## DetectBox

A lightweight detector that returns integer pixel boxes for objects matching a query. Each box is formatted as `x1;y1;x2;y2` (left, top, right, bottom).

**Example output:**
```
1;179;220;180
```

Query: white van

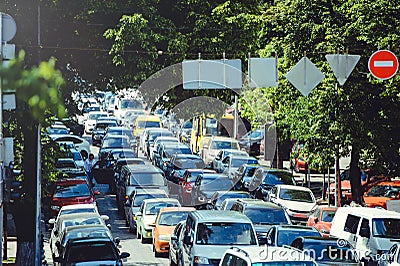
330;207;400;264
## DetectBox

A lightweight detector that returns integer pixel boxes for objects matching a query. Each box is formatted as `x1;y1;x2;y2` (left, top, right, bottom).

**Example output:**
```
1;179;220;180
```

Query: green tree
0;51;65;264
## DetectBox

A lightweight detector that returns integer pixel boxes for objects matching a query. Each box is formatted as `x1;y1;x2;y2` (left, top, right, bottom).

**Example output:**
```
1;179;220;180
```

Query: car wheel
141;236;146;243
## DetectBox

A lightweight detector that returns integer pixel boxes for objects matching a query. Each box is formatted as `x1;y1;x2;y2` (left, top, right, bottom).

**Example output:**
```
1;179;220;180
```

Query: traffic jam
41;91;400;266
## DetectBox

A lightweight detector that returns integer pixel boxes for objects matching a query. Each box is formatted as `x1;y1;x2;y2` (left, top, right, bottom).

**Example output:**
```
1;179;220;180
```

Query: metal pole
233;95;238;139
35;124;42;265
0;12;4;264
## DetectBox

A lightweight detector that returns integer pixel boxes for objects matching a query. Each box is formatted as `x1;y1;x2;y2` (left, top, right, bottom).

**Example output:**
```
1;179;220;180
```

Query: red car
177;169;215;206
48;178;99;217
306;206;337;237
364;180;400;209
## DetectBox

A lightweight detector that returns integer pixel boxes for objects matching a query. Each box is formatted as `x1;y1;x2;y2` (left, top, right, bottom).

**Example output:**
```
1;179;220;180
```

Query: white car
50;134;91;159
211;149;249;171
269;184;317;225
201;136;240;166
84;111;108;134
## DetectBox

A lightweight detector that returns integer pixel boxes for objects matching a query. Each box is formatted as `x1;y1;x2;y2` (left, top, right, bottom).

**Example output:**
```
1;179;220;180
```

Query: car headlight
51;205;61;211
158;234;170;241
194;256;210;264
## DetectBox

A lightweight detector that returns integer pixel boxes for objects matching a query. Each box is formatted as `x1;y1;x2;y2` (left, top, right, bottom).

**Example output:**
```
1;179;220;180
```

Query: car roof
190;210;253;223
211;136;238;141
57;212;103;221
158;207;196;213
134;188;168;195
136;115;161;121
143;198;179;204
125;164;163;173
186;169;216;173
200;173;229;179
275;184;312;192
235;199;283;209
294;236;342;244
60;204;97;211
336;206;400;218
274;224;318;231
172;154;202;159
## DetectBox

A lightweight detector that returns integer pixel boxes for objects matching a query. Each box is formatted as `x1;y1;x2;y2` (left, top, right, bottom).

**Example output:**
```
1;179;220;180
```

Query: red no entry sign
368;50;398;80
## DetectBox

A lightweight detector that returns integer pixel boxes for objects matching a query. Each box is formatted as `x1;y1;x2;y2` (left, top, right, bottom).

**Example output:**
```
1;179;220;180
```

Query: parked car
178;169;216;206
190;174;233;208
265;224;321;247
201;136;240;166
330;207;400;264
268;184;317;225
49;213;109;260
211;149;249;171
290;236;361;265
230;199;292;241
363;180;400;209
177;210;259;266
50;134;91;159
306;206;337;237
124;188;168;233
46;178;99;218
54;226;130;265
151;207;195;257
238;128;264;156
248;167;296;200
219;246;317;266
135;198;181;243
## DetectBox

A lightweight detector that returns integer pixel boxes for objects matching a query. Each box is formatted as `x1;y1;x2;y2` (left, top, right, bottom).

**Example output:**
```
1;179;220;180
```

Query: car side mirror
313;217;318;223
258;236;268;246
94;190;101;195
100;215;109;221
267;237;272;245
135;212;142;217
107;224;112;230
170;235;178;241
120;252;130;259
149;222;156;227
55;241;61;250
48;218;56;225
114;237;120;245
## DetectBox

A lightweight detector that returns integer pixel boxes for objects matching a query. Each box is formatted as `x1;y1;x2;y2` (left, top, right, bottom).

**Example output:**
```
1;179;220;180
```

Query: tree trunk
12;121;38;265
349;143;363;204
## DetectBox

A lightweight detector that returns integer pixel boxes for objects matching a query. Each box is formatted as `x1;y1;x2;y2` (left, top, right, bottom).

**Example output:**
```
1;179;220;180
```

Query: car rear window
54;183;91;198
66;242;118;263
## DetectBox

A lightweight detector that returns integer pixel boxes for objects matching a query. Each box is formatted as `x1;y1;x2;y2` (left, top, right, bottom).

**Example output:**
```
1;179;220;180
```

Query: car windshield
279;188;314;203
54;183;91;198
300;244;358;263
211;141;239;150
59;209;96;216
366;185;400;198
120;99;143;109
165;147;192;157
66;242;118;263
88;113;106;120
196;222;257;245
277;230;321;246
243;130;263;139
108;129;134;139
47;128;69;135
372;218;400;238
145;202;179;215
245;208;289;225
138;121;161;128
262;172;295;186
200;179;232;191
133;194;168;207
129;173;166;187
216;193;250;205
158;211;190;226
102;137;130;148
173;158;205;169
231;158;258;168
56;160;76;169
321;210;336;222
149;131;173;141
96;122;117;130
252;263;315;266
62;217;102;229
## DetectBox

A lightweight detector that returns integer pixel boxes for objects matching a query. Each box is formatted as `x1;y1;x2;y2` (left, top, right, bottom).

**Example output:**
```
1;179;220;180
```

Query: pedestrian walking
84;153;96;186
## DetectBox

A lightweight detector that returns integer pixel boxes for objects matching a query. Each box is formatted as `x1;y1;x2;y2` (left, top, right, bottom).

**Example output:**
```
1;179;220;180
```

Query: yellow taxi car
133;115;162;137
151;207;195;257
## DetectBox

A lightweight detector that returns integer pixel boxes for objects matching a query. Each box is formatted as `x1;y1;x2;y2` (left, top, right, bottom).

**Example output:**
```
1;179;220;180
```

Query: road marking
374;61;394;67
